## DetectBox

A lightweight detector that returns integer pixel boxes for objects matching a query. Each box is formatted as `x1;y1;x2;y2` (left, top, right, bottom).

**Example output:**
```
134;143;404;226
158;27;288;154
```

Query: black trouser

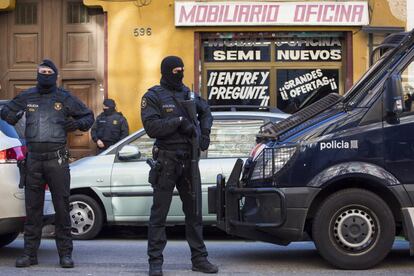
23;151;72;257
147;152;208;265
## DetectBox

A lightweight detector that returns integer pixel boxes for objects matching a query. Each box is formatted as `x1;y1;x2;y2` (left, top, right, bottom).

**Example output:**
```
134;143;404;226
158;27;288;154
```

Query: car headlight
250;146;297;181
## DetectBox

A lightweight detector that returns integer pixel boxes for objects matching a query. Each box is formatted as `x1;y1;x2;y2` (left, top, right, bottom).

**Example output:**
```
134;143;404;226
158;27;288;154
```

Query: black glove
16;110;24;120
200;129;210;151
64;118;79;132
178;117;195;137
0;108;23;125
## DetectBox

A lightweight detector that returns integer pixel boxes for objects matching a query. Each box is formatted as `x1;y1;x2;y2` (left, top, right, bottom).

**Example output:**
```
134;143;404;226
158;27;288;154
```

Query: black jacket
141;85;213;150
91;111;129;144
0;87;94;144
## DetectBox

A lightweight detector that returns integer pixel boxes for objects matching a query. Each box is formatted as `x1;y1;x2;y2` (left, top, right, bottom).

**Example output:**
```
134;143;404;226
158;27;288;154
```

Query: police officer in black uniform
141;56;218;276
0;59;94;268
91;98;129;153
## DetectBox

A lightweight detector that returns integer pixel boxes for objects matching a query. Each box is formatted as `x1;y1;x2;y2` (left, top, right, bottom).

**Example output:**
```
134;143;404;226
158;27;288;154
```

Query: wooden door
0;0;104;158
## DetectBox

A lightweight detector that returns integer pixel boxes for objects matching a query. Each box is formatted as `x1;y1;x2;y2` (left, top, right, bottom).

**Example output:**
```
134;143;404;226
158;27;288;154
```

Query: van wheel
312;188;395;269
69;194;103;240
0;232;19;248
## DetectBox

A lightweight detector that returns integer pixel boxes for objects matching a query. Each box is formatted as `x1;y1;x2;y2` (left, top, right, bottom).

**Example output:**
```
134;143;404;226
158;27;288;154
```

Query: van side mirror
385;74;404;123
118;145;141;161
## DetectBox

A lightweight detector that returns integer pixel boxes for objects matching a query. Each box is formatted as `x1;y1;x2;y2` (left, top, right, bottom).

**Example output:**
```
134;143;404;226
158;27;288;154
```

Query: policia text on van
208;29;414;270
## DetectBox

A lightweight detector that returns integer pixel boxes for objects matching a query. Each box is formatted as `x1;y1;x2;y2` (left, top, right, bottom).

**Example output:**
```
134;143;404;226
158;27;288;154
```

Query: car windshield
342;36;414;107
341;54;389;105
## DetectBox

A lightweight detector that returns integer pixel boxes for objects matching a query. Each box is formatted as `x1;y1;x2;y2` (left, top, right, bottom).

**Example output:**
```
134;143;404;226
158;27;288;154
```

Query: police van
208;29;414;269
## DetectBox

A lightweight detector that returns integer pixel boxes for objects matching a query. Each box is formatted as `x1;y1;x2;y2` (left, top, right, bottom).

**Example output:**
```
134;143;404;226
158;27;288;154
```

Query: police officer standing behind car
141;56;217;276
91;99;129;153
0;59;94;268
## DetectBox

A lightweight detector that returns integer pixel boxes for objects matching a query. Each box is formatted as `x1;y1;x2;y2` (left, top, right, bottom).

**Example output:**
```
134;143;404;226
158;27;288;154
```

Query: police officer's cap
103;98;116;108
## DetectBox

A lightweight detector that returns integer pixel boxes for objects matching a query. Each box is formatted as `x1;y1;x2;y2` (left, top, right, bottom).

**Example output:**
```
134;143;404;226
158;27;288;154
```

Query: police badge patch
54;102;63;111
141;97;147;109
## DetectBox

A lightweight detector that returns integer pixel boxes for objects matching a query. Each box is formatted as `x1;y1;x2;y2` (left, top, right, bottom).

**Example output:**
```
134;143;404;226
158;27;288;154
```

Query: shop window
15;2;37;25
206;69;270;107
208;119;264;158
201;32;344;114
67;2;90;24
277;69;339;113
204;40;271;63
401;59;414;113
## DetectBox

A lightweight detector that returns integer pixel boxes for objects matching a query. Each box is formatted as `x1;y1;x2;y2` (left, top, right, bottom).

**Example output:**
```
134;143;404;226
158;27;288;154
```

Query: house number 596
133;27;152;37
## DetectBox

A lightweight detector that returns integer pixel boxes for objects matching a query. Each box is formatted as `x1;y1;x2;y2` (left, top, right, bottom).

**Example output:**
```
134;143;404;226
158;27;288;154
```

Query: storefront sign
207;69;270;106
277;69;339;113
204;41;270;62
176;1;369;26
275;37;342;62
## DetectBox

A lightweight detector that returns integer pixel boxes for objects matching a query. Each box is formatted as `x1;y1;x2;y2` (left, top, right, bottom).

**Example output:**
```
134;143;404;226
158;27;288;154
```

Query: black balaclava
36;59;58;94
103;98;116;115
160;56;184;91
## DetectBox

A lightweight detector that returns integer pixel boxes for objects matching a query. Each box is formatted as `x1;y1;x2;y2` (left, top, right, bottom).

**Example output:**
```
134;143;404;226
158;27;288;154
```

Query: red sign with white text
175;1;369;26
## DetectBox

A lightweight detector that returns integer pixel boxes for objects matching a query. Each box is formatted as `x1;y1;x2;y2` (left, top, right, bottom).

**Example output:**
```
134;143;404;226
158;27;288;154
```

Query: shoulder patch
141;97;147;109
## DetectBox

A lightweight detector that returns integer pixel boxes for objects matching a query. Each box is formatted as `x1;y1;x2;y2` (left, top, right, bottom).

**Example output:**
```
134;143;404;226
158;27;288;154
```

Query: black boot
15;255;38;268
149;263;163;276
192;258;218;274
60;255;74;268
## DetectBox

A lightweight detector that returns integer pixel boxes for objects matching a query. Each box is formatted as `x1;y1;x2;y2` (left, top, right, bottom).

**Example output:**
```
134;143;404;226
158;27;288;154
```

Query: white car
0;102;55;248
70;110;289;239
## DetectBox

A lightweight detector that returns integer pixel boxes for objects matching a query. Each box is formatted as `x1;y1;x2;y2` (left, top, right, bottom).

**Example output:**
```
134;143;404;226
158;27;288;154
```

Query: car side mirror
118;145;141;161
385;74;404;123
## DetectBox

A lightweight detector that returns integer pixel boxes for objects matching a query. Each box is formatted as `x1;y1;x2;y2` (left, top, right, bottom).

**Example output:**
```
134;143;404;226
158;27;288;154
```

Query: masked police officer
91;99;129;153
141;56;217;276
0;59;94;268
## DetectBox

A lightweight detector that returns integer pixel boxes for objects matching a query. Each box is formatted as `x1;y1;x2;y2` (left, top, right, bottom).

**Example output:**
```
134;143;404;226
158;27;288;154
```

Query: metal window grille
15;3;37;25
262;148;275;180
248;147;296;186
67;2;90;24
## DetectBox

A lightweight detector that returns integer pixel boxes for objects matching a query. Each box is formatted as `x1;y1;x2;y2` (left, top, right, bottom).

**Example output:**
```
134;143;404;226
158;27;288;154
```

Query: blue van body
209;30;414;269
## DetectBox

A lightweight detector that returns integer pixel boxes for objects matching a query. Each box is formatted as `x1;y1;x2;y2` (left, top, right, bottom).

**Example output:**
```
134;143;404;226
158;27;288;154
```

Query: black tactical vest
96;112;123;143
24;88;68;144
149;86;187;119
148;85;201;148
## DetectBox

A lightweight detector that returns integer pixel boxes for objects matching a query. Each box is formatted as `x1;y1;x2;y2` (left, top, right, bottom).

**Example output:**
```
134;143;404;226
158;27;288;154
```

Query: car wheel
69;194;104;240
0;232;19;248
312;188;395;269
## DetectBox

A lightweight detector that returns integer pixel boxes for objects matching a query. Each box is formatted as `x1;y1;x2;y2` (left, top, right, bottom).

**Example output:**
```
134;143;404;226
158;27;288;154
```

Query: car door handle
96;179;104;182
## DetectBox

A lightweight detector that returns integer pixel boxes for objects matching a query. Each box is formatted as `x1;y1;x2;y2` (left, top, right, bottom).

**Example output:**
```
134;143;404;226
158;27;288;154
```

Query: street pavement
0;227;413;275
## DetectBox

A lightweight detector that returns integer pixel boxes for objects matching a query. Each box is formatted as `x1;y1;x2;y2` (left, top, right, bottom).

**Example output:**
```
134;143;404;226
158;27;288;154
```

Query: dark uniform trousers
147;151;208;264
24;150;72;257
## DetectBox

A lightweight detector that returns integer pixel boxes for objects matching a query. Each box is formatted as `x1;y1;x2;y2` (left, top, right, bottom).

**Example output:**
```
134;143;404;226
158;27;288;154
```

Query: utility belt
156;148;190;161
18;148;69;188
28;148;69;161
147;146;190;187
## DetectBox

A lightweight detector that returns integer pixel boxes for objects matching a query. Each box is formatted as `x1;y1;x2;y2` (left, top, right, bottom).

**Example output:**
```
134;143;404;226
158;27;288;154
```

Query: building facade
0;0;407;156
